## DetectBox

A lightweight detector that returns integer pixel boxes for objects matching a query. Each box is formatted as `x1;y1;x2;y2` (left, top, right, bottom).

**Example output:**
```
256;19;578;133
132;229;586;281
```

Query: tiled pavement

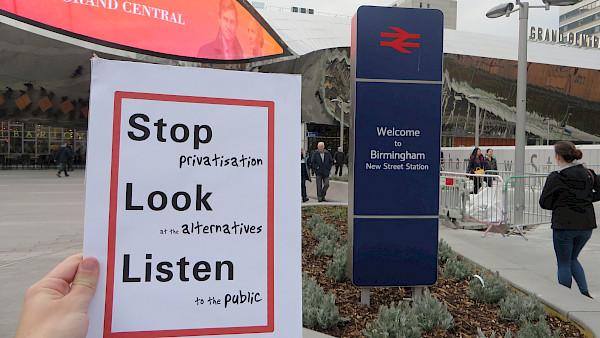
0;170;85;337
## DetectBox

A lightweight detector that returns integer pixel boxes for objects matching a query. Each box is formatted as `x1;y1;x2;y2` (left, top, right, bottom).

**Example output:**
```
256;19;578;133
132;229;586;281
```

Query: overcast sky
259;0;564;38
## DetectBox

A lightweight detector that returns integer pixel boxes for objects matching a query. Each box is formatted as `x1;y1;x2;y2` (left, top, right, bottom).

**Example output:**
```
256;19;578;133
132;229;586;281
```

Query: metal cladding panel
353;81;441;216
353;218;438;287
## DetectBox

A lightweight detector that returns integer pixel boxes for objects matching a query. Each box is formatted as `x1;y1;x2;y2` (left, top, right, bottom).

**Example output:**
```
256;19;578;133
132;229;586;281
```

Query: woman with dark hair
467;147;485;194
540;141;600;298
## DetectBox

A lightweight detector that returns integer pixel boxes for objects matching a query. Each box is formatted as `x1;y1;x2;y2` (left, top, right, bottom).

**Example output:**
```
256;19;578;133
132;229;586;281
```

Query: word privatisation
63;0;186;25
179;154;264;169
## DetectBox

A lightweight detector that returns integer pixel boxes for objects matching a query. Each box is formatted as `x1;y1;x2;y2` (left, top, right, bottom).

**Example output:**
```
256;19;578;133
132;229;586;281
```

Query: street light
486;3;515;18
331;98;349;153
542;117;551;145
468;94;481;147
486;0;582;224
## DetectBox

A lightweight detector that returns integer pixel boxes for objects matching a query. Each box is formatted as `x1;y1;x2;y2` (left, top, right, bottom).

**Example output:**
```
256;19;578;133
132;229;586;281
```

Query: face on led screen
0;0;284;60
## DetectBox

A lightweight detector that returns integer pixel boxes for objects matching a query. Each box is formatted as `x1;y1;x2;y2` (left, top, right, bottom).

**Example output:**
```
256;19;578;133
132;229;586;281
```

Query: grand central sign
530;26;600;49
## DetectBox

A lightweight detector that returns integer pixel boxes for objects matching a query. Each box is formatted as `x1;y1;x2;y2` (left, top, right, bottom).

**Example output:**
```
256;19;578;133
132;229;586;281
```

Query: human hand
16;254;100;338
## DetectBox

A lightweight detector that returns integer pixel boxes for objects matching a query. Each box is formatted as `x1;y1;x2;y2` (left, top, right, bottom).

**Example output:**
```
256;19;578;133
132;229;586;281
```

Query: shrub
438;239;457;264
340;234;348;246
313;238;337;257
476;328;514;338
467;271;509;304
517;321;559;338
498;292;547;324
305;214;324;231
442;256;475;281
363;302;421;338
476;328;495;338
326;243;348;282
312;222;340;242
302;274;348;329
330;206;347;220
412;289;454;331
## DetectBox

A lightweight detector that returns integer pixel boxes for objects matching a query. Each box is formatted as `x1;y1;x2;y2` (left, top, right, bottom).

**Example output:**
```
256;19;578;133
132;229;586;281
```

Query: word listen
123;254;234;282
128;114;212;149
125;183;213;211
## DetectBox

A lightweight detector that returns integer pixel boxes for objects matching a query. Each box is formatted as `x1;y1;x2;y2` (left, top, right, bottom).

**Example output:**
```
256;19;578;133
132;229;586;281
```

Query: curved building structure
1;2;600;160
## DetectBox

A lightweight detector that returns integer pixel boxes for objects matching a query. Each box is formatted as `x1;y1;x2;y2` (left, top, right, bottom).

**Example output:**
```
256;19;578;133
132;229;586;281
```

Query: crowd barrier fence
440;171;553;240
502;174;552;239
439;171;505;238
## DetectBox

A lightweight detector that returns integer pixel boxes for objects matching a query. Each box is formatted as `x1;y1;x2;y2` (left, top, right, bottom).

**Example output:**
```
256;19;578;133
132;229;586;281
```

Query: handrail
440;171;505;185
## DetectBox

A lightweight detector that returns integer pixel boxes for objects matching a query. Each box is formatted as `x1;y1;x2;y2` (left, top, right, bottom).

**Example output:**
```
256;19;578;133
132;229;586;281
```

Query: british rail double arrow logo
380;27;420;53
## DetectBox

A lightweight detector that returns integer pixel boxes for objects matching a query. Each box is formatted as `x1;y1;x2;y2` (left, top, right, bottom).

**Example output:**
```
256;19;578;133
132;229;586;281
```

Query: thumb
69;257;100;311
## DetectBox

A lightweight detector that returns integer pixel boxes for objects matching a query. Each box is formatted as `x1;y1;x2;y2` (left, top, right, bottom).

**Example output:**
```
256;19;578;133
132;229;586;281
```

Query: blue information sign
349;6;443;287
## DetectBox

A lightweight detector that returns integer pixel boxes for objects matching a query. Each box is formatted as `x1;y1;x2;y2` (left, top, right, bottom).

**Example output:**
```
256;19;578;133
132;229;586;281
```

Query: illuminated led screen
0;0;286;61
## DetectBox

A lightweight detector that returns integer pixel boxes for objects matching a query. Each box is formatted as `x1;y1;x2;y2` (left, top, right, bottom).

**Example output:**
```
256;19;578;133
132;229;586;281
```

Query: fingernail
81;258;99;272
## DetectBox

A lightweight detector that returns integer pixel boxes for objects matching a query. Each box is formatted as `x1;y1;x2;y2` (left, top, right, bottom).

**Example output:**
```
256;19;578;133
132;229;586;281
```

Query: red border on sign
105;91;275;337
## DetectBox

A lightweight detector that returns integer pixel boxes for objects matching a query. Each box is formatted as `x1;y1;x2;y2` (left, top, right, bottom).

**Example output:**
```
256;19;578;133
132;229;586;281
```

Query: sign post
349;6;443;290
83;58;301;337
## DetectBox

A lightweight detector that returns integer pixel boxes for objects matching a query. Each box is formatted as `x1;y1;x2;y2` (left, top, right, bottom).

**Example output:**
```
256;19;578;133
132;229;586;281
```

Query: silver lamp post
543;117;551;145
486;0;582;225
331;98;349;153
468;94;481;147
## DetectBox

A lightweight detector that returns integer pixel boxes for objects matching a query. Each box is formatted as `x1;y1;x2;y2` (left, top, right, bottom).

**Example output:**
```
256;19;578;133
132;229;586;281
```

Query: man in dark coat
301;147;311;202
333;147;346;176
310;142;333;202
56;143;71;177
197;0;244;60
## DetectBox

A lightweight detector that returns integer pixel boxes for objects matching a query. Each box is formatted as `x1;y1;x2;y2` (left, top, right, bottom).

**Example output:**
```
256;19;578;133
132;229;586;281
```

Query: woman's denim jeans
553;229;593;293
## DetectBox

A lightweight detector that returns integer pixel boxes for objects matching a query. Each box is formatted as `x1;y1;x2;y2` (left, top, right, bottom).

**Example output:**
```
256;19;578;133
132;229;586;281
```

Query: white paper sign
83;58;301;337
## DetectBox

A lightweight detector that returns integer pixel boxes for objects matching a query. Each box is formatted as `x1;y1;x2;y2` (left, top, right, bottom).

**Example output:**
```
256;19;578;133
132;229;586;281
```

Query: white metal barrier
440;171;555;240
502;174;552;239
440;161;523;175
439;174;468;222
441;160;600;176
440;171;505;237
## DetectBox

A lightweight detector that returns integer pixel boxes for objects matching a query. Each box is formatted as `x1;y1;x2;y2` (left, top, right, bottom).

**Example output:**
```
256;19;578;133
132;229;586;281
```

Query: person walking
484;148;497;187
66;144;74;172
309;142;333;202
301;147;311;202
539;141;600;298
333;147;346;176
467;147;485;194
56;143;71;178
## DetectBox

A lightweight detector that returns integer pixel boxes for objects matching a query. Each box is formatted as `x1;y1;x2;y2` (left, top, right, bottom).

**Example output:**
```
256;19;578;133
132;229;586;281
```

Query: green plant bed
329;174;348;182
301;205;585;338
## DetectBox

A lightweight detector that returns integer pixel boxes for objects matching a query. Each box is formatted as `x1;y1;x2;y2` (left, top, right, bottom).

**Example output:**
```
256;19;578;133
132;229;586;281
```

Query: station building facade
1;1;600;163
560;0;600;38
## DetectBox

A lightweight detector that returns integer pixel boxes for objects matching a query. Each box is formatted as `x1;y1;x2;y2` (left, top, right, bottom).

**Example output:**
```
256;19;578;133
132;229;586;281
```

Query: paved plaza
0;170;85;337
